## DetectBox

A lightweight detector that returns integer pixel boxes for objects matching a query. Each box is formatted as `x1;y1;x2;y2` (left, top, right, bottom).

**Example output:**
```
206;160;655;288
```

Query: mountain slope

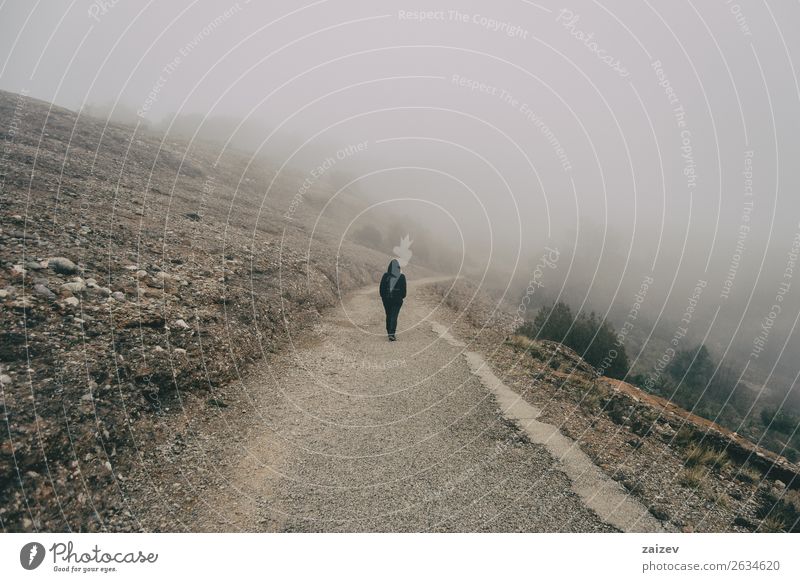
431;279;800;532
0;90;394;532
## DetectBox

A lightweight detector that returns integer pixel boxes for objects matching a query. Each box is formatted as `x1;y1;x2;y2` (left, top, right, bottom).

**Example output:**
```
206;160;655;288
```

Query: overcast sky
3;0;800;390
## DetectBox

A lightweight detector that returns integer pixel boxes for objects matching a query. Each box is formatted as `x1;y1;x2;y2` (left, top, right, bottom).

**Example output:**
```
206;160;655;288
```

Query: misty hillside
2;90;799;534
429;280;800;532
0;89;430;531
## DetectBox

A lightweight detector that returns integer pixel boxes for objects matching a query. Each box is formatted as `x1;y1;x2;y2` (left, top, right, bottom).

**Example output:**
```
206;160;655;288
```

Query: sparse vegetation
445;273;799;533
715;493;732;510
505;335;547;361
631;344;800;462
674;426;695;448
516;301;630;379
757;515;786;533
579;384;606;413
708;449;731;471
679;466;709;490
736;464;763;484
757;488;800;533
760;407;800;438
735;465;764;483
685;443;729;471
506;334;533;351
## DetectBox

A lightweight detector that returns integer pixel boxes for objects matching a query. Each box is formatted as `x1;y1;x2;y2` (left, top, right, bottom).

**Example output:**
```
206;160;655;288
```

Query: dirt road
152;278;661;532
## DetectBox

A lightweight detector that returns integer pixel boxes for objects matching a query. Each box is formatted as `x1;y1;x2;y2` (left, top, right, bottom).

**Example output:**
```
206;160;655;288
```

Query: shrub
758;488;800;532
759;408;800;435
518;301;630;379
735;464;763;484
674;426;695;448
679;466;708;489
506;335;544;360
685;443;729;471
758;515;787;533
580;384;606;413
708;449;731;471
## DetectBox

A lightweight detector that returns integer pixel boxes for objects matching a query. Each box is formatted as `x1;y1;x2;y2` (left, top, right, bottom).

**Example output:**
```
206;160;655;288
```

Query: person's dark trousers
382;298;403;336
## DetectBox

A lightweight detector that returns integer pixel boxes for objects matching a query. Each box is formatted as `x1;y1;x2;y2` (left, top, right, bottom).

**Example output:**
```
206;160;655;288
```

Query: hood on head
387;259;401;275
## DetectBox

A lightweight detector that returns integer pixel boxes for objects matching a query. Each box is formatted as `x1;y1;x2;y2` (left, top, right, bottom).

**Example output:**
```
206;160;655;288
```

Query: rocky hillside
0;90;394;532
425;279;800;532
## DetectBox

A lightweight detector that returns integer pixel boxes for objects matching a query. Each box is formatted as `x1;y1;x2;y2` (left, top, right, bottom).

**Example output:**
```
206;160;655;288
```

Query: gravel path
190;278;620;532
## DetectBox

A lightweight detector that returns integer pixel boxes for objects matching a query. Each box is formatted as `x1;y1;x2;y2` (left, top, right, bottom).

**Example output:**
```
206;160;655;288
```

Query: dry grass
709;450;731;470
580;386;604;413
679;466;709;490
735;464;763;484
685;443;715;466
757;515;786;533
506;334;533;350
674;426;695;448
685;443;730;471
758;488;800;533
785;489;800;508
714;492;732;510
506;335;543;360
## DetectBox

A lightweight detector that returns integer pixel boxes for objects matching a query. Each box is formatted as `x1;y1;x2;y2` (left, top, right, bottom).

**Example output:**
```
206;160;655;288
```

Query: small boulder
61;280;86;295
47;257;79;275
88;285;111;297
33;284;56;299
63;296;80;307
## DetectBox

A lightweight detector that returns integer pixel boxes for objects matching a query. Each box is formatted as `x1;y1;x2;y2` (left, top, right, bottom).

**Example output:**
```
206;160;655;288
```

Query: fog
2;0;800;404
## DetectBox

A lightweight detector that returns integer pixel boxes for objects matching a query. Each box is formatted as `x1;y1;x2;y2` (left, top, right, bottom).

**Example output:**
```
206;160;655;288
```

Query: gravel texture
132;278;616;532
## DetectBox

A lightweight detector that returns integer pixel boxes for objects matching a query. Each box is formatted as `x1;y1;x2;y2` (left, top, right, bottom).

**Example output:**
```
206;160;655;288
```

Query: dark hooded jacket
379;259;406;302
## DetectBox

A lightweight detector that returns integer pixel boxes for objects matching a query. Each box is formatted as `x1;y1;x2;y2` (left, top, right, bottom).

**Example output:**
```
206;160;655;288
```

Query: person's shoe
389;335;396;341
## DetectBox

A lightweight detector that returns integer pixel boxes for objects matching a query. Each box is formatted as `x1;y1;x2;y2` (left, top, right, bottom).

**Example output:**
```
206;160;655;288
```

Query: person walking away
379;259;406;341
